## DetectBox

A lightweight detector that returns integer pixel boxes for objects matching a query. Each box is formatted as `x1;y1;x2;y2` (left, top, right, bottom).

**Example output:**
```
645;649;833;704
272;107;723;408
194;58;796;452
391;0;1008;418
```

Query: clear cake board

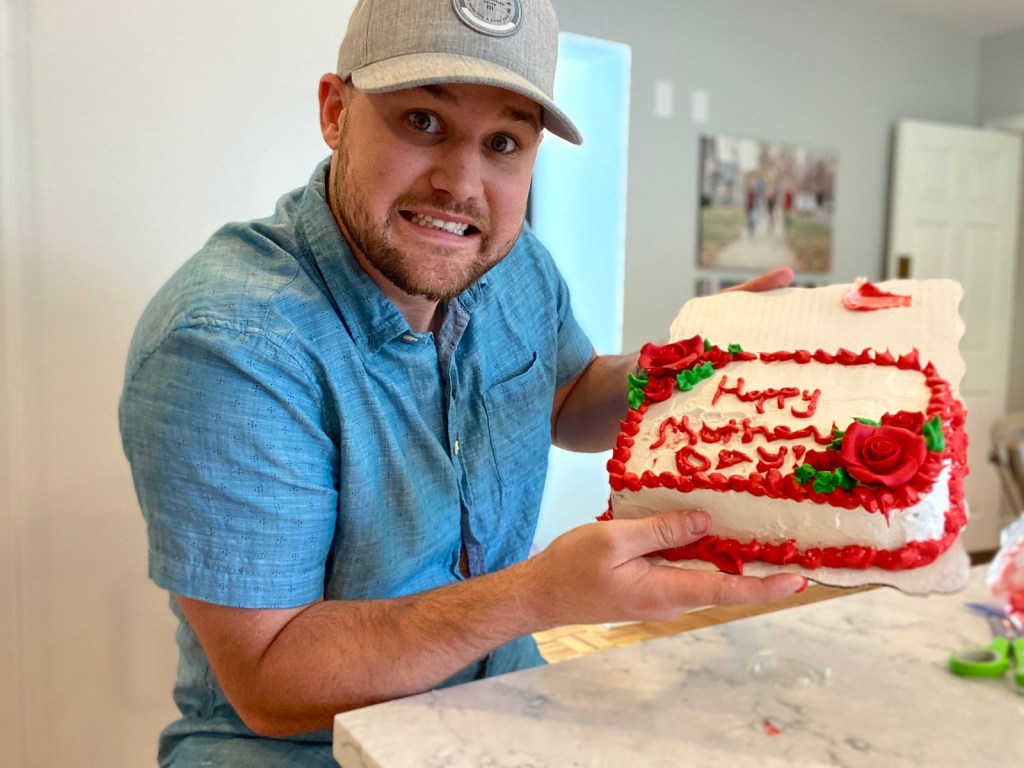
664;279;971;594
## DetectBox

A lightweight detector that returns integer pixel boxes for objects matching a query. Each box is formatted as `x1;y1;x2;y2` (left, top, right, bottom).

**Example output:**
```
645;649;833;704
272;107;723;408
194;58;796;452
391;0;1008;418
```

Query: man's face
328;82;543;303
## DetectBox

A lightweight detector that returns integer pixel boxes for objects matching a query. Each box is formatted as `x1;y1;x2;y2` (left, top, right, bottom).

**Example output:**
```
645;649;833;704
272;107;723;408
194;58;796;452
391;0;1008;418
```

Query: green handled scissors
948;610;1024;691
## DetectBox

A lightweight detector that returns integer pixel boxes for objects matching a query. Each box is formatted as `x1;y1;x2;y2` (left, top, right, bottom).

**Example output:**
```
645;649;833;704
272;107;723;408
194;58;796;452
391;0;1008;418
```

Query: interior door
887;119;1022;552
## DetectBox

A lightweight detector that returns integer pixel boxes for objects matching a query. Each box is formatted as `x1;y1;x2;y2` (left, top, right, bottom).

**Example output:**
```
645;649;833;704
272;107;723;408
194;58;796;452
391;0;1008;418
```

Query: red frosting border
605;345;969;572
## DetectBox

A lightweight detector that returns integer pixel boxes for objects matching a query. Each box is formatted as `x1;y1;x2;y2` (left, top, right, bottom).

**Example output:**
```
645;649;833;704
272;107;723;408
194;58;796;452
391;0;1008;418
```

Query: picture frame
698;134;836;273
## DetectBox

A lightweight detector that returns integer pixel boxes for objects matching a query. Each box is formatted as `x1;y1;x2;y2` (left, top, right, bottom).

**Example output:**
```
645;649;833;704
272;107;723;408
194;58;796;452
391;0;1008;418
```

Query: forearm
552;352;638;452
184;509;808;737
190;560;551;737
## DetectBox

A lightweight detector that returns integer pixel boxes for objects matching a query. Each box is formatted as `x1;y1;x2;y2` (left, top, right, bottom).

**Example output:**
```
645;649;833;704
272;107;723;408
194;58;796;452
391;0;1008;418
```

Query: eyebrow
420;84;542;133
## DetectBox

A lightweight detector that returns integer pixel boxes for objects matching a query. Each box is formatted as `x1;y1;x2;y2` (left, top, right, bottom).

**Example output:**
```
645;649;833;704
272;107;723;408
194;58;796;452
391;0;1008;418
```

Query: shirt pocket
482;352;553;491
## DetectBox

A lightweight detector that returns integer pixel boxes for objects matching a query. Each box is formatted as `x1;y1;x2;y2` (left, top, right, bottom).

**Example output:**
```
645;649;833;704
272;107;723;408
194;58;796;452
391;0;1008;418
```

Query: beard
331;123;519;302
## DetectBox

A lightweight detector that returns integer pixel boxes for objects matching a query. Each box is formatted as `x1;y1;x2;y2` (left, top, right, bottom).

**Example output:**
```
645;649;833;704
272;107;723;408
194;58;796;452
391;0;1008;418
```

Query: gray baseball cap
337;0;582;145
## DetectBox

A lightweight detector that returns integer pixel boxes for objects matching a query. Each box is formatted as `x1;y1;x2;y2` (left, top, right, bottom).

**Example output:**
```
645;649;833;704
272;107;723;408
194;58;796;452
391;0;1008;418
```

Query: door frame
1;0;28;764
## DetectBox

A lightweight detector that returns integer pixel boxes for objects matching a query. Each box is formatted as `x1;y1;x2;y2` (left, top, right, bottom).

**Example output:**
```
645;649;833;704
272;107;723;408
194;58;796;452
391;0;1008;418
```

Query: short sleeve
119;321;339;609
534;240;593;389
552;275;595;389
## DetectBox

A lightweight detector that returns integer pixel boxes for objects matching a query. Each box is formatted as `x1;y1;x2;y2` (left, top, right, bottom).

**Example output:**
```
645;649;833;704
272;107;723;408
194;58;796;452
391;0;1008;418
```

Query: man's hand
521;509;807;628
723;266;794;293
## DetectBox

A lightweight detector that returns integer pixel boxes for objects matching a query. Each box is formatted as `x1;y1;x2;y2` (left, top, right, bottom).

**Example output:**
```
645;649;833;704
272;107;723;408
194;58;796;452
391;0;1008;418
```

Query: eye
408;111;442;133
488;134;518;155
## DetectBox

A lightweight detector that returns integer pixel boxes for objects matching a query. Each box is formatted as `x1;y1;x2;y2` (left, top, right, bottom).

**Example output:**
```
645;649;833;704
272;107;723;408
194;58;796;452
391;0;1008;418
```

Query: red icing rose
638;335;703;376
644;376;676;402
839;421;926;487
700;345;733;369
804;449;840;472
880;410;925;433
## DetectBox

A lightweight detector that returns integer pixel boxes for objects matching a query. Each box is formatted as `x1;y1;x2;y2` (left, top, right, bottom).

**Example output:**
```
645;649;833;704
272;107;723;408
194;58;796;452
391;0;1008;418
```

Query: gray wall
980;26;1024;411
979;27;1024;120
552;0;980;351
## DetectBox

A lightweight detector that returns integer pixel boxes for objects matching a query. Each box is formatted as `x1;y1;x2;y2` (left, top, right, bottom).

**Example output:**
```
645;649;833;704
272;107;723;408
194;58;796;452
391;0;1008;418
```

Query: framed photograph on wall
698;134;836;273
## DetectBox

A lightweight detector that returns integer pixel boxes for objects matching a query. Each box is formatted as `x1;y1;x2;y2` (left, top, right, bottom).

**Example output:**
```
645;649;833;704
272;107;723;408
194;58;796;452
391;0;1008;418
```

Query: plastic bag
988;514;1024;624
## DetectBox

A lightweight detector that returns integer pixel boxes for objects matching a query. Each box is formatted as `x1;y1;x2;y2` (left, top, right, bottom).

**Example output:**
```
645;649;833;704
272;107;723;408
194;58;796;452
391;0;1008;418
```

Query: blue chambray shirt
119;159;594;765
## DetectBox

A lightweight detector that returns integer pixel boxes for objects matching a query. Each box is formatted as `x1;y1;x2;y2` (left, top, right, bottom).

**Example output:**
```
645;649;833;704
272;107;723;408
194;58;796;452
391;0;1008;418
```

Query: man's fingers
610;510;711;560
645;565;808;608
723;266;794;293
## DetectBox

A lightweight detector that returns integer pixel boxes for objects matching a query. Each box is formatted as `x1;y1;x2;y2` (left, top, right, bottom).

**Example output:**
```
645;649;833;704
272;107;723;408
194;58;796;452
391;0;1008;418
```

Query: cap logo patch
451;0;522;37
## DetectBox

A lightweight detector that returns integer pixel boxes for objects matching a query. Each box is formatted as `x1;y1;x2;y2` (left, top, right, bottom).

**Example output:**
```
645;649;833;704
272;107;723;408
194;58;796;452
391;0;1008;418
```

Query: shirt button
454;440;461;456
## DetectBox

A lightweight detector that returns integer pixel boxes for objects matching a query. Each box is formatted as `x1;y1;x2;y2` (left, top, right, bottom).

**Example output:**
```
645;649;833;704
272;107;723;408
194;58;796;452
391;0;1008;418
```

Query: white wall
3;1;354;764
2;4;29;764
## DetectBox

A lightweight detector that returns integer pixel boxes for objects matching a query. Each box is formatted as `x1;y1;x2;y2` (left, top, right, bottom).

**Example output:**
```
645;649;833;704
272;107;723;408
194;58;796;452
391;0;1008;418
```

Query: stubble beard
331;126;518;302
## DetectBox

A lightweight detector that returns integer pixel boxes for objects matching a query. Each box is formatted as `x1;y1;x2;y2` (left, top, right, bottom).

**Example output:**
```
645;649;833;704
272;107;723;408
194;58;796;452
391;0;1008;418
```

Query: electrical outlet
654;80;674;118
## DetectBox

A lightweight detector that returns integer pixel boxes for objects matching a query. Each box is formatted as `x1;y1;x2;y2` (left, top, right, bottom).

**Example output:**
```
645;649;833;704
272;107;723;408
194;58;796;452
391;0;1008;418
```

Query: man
120;0;803;764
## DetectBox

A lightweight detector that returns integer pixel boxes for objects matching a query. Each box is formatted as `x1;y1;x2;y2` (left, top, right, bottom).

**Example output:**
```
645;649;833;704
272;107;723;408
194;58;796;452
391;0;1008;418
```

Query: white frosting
612;356;949;551
612;466;950;550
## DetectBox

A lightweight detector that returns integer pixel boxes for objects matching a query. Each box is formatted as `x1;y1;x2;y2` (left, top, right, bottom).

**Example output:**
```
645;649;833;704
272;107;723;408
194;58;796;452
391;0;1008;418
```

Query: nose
429;140;484;203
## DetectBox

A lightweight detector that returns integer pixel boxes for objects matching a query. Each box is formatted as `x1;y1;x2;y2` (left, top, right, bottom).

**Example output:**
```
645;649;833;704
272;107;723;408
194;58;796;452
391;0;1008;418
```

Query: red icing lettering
742;420;834;446
713;374;803;414
741;419;773;443
755;445;788;472
651;416;698;450
790;389;821;418
676;446;711;475
716;449;753;469
700;420;740;444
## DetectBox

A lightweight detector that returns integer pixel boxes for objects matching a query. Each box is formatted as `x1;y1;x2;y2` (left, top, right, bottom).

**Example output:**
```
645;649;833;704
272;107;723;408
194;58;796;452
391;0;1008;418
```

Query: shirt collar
295;158;491;353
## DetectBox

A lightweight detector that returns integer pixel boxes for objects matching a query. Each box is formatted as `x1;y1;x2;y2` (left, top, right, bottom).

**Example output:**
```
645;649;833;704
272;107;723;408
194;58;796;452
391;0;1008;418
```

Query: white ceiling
867;0;1024;38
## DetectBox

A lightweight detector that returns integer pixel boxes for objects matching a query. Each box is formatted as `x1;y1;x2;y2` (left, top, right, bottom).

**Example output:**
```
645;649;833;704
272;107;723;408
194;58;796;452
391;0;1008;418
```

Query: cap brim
350;52;582;145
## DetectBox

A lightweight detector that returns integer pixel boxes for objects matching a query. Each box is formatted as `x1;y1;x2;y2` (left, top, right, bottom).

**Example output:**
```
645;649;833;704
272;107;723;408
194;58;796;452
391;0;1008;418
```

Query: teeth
411;213;469;236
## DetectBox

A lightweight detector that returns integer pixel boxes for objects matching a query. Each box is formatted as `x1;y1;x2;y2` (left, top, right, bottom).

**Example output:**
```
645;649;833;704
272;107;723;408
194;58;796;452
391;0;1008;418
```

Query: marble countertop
334;565;1024;767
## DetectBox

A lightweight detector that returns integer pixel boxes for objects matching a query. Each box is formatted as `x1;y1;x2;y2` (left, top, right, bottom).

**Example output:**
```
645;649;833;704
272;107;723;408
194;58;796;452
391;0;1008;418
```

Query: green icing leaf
813;473;839;493
794;464;816;485
627;372;649;409
835;467;857;491
675;361;716;392
727;343;744;354
628;387;645;409
923;415;945;452
628;372;649;389
853;417;881;426
703;338;713;351
794;464;858;493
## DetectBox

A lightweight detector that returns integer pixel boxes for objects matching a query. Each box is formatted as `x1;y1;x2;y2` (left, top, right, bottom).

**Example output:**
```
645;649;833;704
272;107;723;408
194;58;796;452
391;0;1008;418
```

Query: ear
318;74;348;150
